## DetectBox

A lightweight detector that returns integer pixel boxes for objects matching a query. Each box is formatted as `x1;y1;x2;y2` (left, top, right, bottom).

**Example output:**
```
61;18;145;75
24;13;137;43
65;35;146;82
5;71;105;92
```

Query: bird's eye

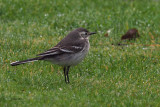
80;32;88;38
81;32;87;35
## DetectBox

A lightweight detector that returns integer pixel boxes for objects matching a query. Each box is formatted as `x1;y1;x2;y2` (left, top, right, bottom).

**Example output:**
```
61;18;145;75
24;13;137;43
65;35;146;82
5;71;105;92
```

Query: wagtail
11;28;96;83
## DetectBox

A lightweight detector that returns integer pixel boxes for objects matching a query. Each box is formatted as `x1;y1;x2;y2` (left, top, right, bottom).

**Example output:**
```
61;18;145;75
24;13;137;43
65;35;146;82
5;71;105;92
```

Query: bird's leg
66;66;70;83
63;67;67;83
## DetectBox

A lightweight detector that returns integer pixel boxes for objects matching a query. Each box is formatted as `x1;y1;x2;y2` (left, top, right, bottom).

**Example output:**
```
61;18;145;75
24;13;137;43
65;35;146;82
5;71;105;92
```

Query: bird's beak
89;32;96;35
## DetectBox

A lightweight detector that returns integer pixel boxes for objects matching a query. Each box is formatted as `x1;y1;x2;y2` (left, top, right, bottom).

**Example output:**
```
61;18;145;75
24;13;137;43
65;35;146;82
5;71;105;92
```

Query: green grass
0;0;160;106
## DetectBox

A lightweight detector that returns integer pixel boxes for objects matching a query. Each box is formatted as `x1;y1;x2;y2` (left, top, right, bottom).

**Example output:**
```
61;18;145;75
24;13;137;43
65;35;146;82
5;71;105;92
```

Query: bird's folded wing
37;47;60;56
37;46;83;56
60;46;83;53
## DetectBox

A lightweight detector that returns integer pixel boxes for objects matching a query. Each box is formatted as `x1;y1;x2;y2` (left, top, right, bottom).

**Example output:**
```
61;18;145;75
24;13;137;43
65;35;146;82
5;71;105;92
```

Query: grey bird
11;28;96;83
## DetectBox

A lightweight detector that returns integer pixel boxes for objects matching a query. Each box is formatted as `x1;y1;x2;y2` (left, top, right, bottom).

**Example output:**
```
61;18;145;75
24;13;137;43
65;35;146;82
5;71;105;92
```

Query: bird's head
76;28;96;39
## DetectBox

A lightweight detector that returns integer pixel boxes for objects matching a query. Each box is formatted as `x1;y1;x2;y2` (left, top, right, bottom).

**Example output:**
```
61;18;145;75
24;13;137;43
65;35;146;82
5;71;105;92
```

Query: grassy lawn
0;0;160;106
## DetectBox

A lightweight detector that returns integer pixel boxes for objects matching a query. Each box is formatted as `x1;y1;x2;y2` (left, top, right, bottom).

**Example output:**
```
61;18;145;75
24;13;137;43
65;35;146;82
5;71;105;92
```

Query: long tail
10;57;42;66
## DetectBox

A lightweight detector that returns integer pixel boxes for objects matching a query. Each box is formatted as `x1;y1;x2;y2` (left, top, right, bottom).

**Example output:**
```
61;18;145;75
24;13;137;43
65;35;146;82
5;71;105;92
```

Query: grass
0;0;160;106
